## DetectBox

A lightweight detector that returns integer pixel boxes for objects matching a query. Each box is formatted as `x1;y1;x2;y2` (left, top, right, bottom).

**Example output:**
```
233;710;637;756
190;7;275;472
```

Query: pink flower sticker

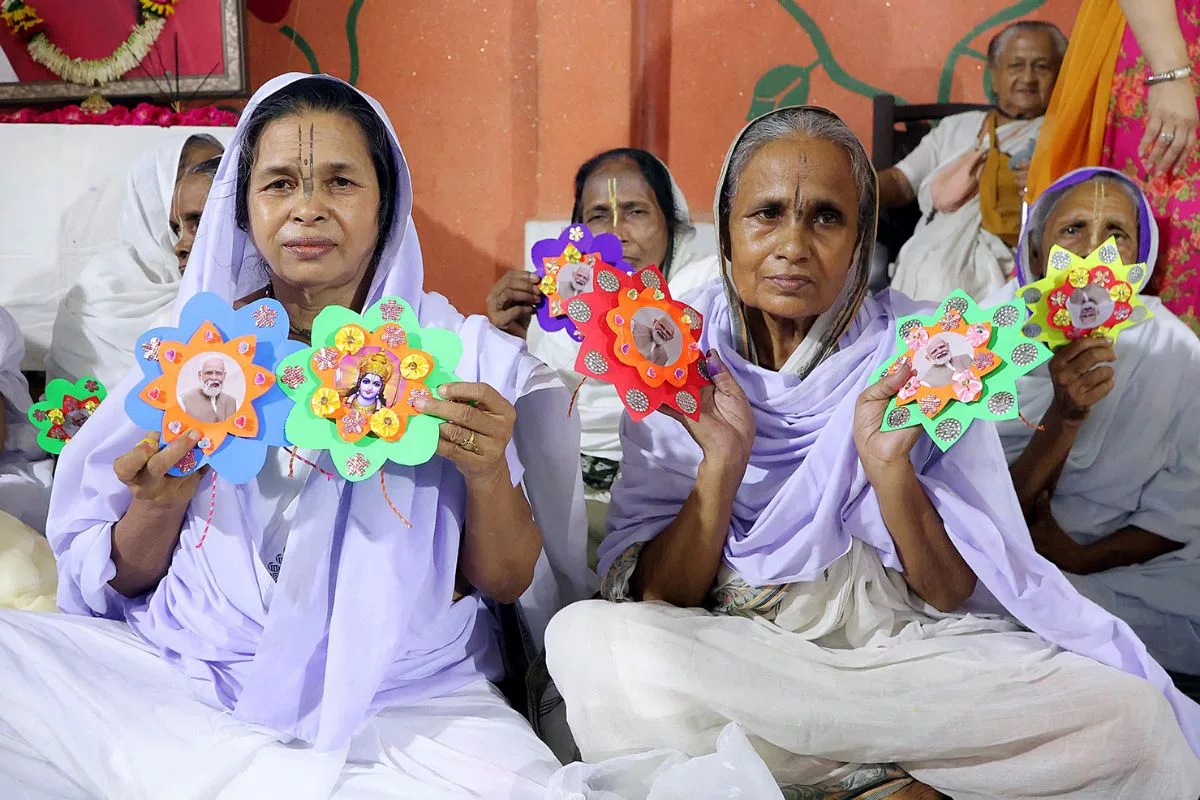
965;324;990;349
899;376;921;401
952;371;983;402
903;327;929;351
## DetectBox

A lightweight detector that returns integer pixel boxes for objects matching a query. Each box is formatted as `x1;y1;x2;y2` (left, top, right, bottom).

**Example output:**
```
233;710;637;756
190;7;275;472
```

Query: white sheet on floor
547;541;1200;800
0;611;561;800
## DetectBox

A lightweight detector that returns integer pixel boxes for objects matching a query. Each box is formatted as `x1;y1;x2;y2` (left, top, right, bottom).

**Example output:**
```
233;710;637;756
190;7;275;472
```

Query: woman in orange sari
1027;0;1200;332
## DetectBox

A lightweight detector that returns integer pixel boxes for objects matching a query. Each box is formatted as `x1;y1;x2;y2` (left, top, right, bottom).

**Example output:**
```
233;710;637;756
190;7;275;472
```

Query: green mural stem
774;0;902;101
279;25;320;74
346;0;366;86
937;0;1046;102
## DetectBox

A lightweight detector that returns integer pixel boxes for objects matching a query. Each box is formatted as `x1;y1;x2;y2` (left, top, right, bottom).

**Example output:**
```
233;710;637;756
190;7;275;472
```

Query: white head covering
47;135;215;387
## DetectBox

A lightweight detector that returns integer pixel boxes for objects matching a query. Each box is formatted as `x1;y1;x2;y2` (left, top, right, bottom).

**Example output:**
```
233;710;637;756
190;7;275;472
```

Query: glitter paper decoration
125;293;300;483
275;296;464;482
877;290;1051;451
569;264;709;423
530;223;636;342
27;377;107;454
1017;237;1152;349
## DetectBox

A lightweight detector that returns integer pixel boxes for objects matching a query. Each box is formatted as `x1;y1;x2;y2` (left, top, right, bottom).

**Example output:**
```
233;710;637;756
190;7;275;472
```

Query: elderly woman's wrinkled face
993;30;1061;119
1038;179;1140;273
248;110;382;295
727;134;859;325
580;158;670;270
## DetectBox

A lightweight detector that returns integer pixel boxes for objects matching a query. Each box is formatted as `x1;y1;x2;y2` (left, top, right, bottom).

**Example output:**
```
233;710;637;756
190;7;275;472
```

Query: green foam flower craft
275;296;463;482
876;290;1051;451
27;376;107;454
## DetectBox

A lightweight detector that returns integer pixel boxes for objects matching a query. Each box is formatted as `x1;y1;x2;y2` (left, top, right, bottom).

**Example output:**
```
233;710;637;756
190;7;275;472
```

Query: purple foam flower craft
530;223;633;342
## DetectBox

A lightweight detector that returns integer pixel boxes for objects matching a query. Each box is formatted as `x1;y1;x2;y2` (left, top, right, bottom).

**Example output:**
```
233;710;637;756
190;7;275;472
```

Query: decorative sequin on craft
1128;265;1145;285
1068;267;1090;288
238;341;251;355
566;299;592;323
31;409;47;422
939;310;963;330
1109;283;1132;303
253;372;267;386
174;450;198;474
918;395;942;417
673;367;686;380
204;329;217;343
567;226;584;242
1131;306;1149;323
342;410;367;435
1054;308;1073;327
1049;250;1072;270
583;350;608;374
233;414;248;430
378;299;402;322
899;319;923;339
148;387;163;401
380;325;406;347
597;271;620;292
141;337;162;361
400;353;432;380
313;347;339;371
675;390;698;415
973;351;996;370
992;305;1019;328
1113;305;1132;321
167;420;182;434
887;406;911;427
1098;242;1119;264
345;453;370;477
252;305;278;329
84;379;99;392
624;388;650;414
646;367;657;379
652;289;665;300
935;418;963;442
1021;287;1042;305
1091;267;1114;288
945;296;969;314
987;392;1015;415
640;270;662;289
626;289;639;300
1021;322;1042;339
197;437;212;450
280;365;307;389
162;347;179;363
1011;343;1039;366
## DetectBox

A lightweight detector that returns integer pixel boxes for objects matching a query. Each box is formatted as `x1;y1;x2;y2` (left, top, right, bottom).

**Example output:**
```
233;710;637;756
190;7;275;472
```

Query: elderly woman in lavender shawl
0;74;591;799
545;107;1200;799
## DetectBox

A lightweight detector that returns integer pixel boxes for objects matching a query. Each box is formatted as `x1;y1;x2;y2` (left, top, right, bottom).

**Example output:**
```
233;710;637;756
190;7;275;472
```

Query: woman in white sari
47;133;224;388
882;21;1066;303
545;106;1200;800
996;166;1200;678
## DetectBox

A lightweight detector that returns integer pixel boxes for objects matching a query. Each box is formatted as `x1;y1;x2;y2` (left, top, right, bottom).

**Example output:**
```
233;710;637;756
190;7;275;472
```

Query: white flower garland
25;16;167;87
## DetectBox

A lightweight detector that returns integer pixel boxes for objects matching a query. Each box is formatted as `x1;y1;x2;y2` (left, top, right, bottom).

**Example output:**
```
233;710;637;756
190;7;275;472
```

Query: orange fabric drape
1025;0;1127;203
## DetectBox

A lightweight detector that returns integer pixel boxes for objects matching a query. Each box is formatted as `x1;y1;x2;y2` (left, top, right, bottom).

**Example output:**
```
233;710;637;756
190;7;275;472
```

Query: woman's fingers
438;381;511;417
1139;113;1165;163
113;434;158;484
146;431;203;478
417;396;505;439
491;305;533;329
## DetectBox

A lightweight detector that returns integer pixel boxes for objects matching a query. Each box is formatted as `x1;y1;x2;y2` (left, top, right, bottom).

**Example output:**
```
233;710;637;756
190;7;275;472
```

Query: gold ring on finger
459;430;480;453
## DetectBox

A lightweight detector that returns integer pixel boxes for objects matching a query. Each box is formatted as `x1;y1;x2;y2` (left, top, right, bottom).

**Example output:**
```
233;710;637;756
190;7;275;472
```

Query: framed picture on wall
0;0;247;103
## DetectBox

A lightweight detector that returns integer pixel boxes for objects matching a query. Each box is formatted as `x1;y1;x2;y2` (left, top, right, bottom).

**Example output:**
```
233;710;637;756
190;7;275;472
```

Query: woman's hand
667;351;756;471
853;366;923;477
1048;338;1116;424
417;382;516;484
1139;79;1199;176
486;270;541;339
112;430;207;508
1027;491;1084;571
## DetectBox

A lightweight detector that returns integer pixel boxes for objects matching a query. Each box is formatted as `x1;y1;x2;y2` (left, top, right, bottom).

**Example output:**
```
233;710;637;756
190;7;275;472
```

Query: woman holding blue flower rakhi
0;75;589;797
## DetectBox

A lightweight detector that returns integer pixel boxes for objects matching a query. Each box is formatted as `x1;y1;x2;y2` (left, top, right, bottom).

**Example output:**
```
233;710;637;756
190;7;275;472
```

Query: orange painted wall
246;0;1079;312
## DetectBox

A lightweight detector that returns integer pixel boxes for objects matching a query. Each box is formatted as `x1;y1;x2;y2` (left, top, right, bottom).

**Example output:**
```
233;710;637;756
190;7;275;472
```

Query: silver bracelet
1145;65;1192;86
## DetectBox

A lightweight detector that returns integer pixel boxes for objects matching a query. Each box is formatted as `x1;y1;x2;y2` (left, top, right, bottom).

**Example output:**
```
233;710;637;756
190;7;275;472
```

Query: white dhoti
0;611;561;800
547;543;1200;800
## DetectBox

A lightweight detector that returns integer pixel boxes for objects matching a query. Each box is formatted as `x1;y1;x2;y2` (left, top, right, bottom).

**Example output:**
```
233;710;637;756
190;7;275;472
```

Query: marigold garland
1;0;181;87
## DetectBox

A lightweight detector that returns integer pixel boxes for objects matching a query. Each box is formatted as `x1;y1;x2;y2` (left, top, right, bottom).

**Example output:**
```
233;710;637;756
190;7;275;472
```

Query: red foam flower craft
567;265;708;422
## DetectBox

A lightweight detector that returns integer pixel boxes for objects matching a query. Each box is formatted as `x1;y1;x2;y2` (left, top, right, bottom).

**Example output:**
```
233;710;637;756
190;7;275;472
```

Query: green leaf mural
278;0;367;85
748;0;1049;120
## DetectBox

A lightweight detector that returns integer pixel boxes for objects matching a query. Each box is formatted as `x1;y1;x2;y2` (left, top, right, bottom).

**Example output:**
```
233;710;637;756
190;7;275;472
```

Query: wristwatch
1145;65;1192;86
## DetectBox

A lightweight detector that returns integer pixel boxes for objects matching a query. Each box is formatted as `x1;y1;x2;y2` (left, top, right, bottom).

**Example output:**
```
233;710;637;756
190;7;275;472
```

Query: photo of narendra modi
176;353;246;424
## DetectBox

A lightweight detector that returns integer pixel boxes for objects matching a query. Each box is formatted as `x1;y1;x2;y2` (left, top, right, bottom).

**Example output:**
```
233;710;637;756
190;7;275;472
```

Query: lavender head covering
600;109;1200;753
48;73;590;751
1015;166;1158;287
